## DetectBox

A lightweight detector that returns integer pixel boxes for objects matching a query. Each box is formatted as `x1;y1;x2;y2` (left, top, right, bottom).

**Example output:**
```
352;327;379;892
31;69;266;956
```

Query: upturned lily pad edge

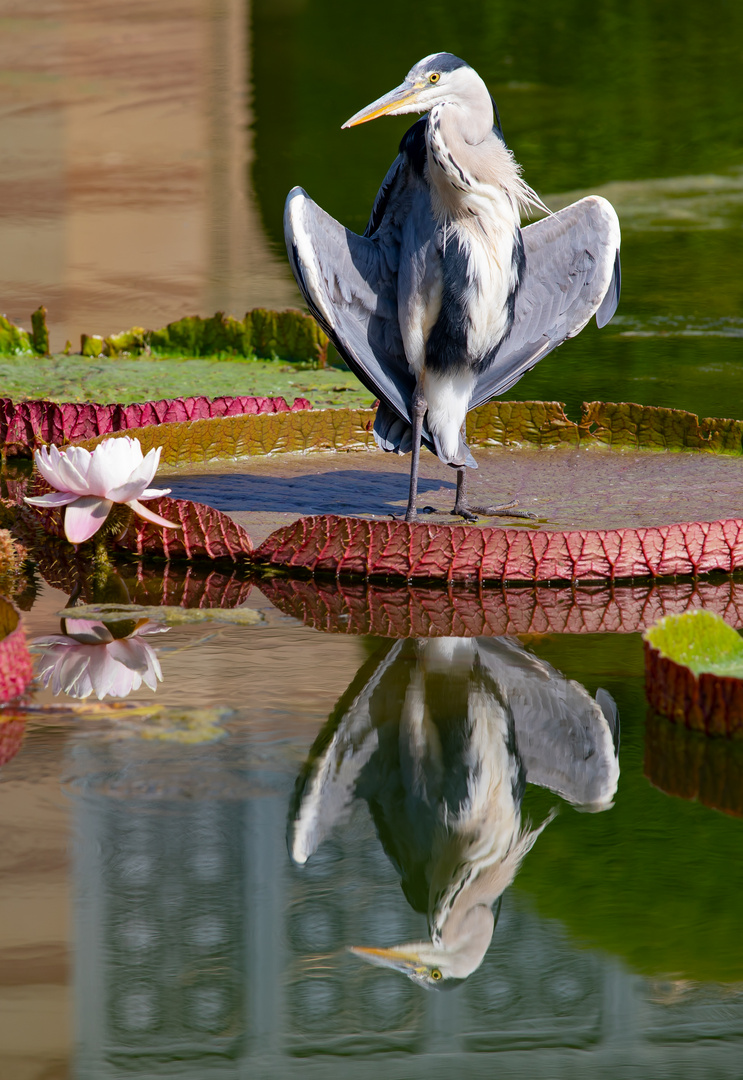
643;611;743;737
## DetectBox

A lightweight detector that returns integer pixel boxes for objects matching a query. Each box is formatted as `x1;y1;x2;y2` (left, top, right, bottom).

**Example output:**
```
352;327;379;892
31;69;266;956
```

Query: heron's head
342;53;486;129
349;942;465;990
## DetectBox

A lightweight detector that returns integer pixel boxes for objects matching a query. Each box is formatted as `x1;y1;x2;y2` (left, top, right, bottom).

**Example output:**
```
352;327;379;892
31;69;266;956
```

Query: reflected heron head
342;53;486;129
349;942;465;990
350;897;504;990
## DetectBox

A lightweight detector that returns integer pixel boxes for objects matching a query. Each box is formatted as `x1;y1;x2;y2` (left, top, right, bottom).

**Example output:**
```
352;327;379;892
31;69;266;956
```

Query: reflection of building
69;735;743;1078
0;0;298;352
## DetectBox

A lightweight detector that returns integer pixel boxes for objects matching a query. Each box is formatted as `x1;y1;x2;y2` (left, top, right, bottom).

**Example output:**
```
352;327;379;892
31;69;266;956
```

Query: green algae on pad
53;604;264;627
644;609;743;679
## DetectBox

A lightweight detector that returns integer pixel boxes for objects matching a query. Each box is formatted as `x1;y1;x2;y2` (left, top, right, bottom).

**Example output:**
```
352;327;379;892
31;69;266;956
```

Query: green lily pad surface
644;610;743;678
644;610;743;736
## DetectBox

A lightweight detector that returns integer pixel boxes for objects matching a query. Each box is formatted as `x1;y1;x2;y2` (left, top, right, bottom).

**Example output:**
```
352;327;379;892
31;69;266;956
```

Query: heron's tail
373;402;477;469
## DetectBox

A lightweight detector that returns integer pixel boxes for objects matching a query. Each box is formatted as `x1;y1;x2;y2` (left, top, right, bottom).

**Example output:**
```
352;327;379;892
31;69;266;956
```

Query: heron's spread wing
474;637;620;809
469;196;621;410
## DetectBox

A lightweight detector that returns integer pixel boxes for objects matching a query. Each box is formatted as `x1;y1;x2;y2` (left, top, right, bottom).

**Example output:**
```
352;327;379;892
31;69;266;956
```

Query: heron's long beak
342;82;423;128
349;944;427;976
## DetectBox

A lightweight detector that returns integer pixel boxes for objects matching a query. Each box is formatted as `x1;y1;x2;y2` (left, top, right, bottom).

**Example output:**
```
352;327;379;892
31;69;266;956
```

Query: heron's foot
452;500;537;521
451;506;479;522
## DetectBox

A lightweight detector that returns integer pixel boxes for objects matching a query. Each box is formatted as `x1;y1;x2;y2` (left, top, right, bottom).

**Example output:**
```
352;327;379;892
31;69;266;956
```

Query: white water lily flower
24;437;181;544
32;619;169;700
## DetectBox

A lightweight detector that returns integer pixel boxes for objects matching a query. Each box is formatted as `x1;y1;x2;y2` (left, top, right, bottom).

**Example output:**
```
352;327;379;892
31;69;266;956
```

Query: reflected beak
342;82;423;128
349;944;426;976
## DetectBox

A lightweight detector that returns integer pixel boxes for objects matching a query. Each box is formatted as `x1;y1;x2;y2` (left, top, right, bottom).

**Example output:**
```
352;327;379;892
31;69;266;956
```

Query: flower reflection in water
289;636;619;988
33;615;169;701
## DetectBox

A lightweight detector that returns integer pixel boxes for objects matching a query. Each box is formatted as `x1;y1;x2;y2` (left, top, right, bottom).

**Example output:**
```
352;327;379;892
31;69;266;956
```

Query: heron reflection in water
285;54;620;520
288;636;618;987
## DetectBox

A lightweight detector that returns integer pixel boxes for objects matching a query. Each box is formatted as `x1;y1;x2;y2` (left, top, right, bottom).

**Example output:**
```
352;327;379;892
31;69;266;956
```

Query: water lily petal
34;445;90;496
107;442;161;496
106;453;163;503
132;622;170;638
137;486;172;500
64;496;113;544
54;646;95;698
62;619;115;645
33;446;65;490
24;490;80;507
128;499;182;530
86;646;128;698
55;447;94;496
86;437;143;496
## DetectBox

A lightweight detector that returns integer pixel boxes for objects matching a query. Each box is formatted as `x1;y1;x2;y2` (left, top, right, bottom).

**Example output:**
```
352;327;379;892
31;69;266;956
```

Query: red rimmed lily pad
0;596;33;703
643;610;743;736
252;514;743;584
0;394;311;456
18;483;253;564
257;576;743;638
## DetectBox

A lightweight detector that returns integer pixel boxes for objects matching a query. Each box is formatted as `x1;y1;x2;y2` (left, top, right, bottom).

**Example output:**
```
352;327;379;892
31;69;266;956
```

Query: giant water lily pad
644;610;743;735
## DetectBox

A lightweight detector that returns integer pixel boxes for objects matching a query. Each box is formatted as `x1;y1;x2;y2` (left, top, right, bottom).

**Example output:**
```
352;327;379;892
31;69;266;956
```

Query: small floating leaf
644;610;743;678
643;610;743;736
56;602;264;627
111;705;230;744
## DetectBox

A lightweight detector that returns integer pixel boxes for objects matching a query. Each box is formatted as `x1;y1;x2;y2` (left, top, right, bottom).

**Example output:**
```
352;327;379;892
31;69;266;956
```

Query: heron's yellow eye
430;968;442;981
429;73;440;84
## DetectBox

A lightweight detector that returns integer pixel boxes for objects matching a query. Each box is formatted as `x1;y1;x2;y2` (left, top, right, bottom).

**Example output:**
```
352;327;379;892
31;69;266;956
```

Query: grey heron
288;636;619;987
285;53;621;521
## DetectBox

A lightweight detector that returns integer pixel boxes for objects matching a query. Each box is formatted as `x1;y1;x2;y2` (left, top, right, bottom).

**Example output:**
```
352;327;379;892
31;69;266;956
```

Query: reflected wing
470;196;621;409
287;641;406;865
474;637;620;809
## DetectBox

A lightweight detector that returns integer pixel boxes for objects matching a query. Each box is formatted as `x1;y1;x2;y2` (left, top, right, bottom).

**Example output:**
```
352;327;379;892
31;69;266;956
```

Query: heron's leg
452;466;536;521
405;383;427;523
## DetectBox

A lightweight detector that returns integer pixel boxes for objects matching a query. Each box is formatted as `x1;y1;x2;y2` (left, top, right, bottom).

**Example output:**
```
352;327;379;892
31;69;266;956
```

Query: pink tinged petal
141;651;163;691
127;499;182;530
109;639;162;692
24;490;80;507
55;647;95;698
35;645;71;690
132;622;170;638
63;496;113;544
107;638;150;672
62;619;114;645
86;647;123;699
34;446;67;490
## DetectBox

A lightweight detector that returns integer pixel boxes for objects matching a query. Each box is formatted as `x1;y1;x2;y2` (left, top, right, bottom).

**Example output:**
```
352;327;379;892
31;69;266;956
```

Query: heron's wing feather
470;196;621;409
287;641;406;865
285;183;412;412
475;637;620;809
